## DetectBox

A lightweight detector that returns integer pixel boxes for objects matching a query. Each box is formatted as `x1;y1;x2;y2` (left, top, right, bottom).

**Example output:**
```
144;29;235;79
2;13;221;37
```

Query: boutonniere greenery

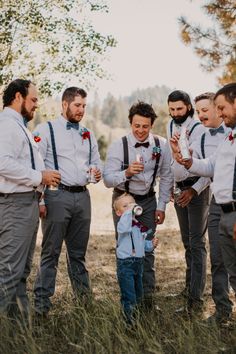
33;132;41;143
152;146;161;160
80;128;90;142
228;131;236;143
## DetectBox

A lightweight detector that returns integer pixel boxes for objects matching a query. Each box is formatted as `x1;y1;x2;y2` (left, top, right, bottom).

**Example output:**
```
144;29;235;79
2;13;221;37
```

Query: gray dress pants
219;210;236;294
208;197;232;315
112;189;157;297
174;187;209;304
0;191;39;316
34;189;91;314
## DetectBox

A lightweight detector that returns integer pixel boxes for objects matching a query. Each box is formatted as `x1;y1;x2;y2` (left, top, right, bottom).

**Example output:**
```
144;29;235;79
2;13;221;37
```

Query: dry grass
1;183;236;353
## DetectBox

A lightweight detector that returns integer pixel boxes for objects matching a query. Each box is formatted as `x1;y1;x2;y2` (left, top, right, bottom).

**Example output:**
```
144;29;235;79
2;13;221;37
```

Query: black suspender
170;120;201;138
151;136;161;189
233;157;236;200
47;121;92;171
121;135;161;193
189;122;201;136
122;136;130;192
200;133;206;159
47;122;59;170
17;123;35;170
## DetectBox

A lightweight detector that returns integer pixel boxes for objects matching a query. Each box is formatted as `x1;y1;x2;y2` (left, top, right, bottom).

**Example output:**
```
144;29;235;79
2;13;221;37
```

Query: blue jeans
117;257;144;323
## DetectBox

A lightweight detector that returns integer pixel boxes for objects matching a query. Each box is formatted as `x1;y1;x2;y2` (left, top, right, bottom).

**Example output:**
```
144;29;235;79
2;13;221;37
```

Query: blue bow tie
66;121;79;130
209;125;224;136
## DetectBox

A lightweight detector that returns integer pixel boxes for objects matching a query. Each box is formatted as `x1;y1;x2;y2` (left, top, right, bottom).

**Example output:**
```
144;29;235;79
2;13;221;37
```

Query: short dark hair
128;101;157;125
3;79;32;108
194;92;215;104
62;87;87;104
167;90;194;117
214;83;236;104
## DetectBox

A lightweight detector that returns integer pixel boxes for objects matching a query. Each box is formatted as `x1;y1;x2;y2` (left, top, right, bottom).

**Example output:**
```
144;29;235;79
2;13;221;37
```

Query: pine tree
179;0;236;84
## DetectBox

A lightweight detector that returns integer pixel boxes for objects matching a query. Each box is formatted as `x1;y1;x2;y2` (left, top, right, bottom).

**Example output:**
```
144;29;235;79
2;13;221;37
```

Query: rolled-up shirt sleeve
103;140;128;188
0;120;42;187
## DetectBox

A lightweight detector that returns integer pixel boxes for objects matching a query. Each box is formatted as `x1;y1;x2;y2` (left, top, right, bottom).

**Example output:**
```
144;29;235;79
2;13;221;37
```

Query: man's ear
62;100;68;112
15;92;23;105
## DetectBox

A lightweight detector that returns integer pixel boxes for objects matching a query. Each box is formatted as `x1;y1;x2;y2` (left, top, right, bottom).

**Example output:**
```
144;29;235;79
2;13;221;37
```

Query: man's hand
42;170;61;186
39;205;47;218
233;223;236;240
94;168;102;182
125;161;144;177
155;210;165;224
169;134;193;169
176;188;197;208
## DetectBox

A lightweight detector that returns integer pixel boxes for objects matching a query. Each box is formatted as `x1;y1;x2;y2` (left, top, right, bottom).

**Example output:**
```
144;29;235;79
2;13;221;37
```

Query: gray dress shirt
34;115;101;186
0;107;44;193
103;132;173;211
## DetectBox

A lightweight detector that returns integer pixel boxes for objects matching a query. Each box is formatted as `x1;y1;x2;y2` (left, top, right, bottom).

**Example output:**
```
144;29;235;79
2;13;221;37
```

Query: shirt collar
129;132;154;147
4;107;25;126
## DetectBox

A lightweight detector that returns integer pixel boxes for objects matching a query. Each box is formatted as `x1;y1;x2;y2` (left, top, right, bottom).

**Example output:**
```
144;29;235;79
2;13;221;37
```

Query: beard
170;110;190;125
21;101;33;122
66;106;83;123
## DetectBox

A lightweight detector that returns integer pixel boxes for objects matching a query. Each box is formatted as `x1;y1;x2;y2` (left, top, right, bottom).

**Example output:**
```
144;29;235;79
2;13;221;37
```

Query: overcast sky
86;0;221;100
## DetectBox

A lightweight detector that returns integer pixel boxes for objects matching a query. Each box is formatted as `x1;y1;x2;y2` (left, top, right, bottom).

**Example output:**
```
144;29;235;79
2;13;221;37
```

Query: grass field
1;183;236;353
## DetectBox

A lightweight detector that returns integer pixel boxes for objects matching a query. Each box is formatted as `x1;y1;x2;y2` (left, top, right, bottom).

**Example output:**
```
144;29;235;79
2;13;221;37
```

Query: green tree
179;0;236;84
0;0;116;95
97;134;108;160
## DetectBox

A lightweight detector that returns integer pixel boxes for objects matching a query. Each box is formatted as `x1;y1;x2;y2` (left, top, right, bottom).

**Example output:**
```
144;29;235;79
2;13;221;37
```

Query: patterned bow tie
66;121;79;130
134;142;150;148
209;125;224;136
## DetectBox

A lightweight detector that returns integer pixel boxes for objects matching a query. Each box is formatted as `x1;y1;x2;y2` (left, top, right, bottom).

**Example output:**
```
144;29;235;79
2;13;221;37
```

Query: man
33;87;101;316
103;101;173;306
0;79;60;318
170;82;236;323
174;92;233;324
167;90;210;315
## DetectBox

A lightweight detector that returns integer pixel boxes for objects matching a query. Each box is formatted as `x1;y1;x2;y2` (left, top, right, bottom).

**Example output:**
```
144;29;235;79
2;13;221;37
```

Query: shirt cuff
32;171;43;187
156;200;166;211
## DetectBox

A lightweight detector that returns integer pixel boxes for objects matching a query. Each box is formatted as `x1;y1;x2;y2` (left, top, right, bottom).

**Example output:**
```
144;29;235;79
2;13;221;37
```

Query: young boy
113;193;158;324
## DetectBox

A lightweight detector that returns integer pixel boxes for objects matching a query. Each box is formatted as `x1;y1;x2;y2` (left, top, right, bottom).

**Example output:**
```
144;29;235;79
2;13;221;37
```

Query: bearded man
0;79;60;318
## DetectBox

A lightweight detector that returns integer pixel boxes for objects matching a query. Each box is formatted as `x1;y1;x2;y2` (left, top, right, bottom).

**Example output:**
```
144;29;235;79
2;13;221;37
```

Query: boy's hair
113;193;134;211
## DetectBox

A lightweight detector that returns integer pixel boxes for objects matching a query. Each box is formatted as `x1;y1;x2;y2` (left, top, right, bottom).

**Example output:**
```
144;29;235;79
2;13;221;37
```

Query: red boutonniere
152;146;161;160
33;132;41;143
80;128;90;142
228;131;236;143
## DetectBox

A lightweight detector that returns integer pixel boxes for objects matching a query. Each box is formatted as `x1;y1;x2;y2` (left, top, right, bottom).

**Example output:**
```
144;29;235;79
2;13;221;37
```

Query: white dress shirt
0;107;44;193
189;127;236;204
34;116;101;186
167;116;209;194
103;132;173;211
